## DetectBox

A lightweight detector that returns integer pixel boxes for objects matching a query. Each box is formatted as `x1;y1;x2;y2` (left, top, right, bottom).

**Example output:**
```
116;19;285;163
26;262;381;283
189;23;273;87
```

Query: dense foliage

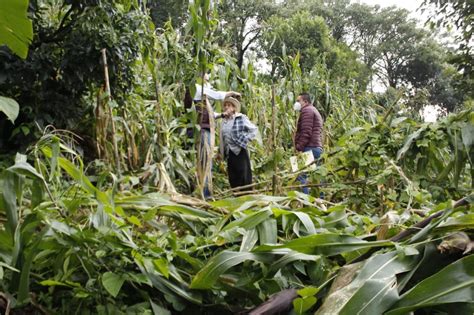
0;0;473;314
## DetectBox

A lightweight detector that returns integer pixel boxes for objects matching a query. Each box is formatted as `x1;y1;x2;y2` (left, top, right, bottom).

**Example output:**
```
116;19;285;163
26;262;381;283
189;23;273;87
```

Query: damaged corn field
1;0;473;314
1;109;472;314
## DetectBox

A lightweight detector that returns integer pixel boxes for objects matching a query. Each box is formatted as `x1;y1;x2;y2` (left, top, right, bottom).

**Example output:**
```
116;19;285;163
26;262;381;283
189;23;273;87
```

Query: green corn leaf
240;228;258;252
115;193;174;208
159;204;216;218
210;195;287;212
190;251;274;289
175;251;204;271
386;255;474;315
141;258;202;304
223;208;273;231
436;213;474;233
1;171;18;234
293;212;316;234
257;218;277;245
316;251;420;314
269;251;320;275
17;227;47;304
255;234;393;256
338;278;398;315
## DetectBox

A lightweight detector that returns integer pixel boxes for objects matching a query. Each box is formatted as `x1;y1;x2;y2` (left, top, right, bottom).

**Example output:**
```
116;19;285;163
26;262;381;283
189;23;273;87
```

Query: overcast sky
356;0;422;11
356;0;429;22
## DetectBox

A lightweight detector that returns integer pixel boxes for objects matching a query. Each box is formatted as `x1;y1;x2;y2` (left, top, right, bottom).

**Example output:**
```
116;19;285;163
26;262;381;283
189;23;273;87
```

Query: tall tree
375;8;426;88
282;0;352;41
400;40;464;112
261;11;331;75
0;0;152;149
259;9;366;85
422;0;473;79
147;0;188;29
216;0;277;70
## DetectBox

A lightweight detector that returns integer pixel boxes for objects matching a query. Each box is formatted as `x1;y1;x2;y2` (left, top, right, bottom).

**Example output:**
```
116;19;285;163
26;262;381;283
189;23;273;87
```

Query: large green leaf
257;218;277;244
339;278;398;315
436;213;474;232
396;125;427;160
0;0;33;59
210;195;287;212
115;193;174;208
0;96;19;123
8;161;46;183
316;251;420;314
386;255;474;315
102;272;125;298
17;227;47;304
293;211;316;234
223;208;273;231
159;204;216;218
268;250;320;275
240;228;259;252
43;148;110;205
255;234;393;256
190;251;274;289
1;171;18;234
140;258;202;304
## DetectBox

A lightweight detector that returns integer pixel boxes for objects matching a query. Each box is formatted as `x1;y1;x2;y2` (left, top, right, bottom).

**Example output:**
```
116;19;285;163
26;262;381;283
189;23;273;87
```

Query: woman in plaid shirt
219;97;258;190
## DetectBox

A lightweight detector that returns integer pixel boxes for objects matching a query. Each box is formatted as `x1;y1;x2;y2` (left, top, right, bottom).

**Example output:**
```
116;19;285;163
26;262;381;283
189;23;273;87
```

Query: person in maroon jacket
294;92;324;195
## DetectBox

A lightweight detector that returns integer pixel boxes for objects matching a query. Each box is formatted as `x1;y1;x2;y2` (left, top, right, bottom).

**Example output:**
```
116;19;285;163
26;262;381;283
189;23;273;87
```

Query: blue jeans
297;147;323;195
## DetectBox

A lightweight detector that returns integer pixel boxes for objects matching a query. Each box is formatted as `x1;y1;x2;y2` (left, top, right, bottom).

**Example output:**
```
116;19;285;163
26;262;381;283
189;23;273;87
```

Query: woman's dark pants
227;149;252;190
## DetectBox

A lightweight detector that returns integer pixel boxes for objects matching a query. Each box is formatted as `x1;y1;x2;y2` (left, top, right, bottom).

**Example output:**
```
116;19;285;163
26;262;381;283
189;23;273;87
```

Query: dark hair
299;92;311;104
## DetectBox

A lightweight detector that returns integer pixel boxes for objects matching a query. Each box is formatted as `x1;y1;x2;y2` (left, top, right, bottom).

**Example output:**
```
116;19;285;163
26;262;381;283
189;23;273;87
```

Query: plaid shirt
232;115;255;148
220;114;257;157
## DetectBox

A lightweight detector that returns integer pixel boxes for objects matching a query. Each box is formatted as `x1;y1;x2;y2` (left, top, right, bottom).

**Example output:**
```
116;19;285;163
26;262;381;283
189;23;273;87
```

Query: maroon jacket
196;102;212;129
295;105;323;152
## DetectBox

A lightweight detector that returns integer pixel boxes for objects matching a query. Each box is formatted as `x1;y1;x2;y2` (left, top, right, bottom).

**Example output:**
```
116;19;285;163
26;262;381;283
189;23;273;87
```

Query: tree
0;0;152;150
422;0;473;79
259;9;367;86
261;11;331;75
376;10;426;88
282;0;352;41
147;0;188;29
422;0;473;105
426;63;465;112
216;0;277;70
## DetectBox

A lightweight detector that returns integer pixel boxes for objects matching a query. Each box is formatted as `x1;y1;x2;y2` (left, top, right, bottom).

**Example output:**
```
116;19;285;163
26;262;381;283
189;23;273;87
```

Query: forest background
0;0;473;314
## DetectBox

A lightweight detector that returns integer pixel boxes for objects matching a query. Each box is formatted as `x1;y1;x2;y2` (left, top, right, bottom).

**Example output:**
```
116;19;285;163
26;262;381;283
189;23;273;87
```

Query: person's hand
222;108;234;118
227;91;241;99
